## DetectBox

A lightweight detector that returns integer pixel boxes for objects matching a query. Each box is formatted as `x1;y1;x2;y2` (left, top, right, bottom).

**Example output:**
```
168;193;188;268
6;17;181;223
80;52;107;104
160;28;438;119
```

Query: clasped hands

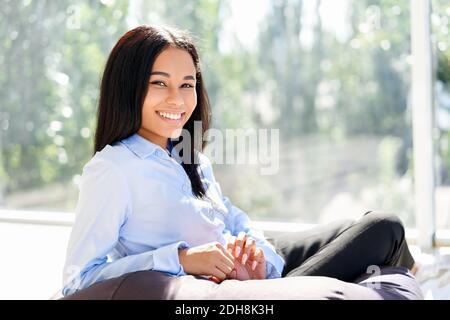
178;231;266;283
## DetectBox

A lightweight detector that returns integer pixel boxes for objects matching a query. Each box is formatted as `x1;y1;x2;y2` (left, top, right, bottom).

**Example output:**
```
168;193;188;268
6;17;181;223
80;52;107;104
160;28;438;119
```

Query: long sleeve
199;154;285;278
265;260;282;279
62;157;188;296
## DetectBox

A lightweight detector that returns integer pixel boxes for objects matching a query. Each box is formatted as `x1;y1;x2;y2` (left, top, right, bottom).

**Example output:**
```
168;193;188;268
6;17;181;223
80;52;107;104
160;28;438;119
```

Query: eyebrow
149;71;195;81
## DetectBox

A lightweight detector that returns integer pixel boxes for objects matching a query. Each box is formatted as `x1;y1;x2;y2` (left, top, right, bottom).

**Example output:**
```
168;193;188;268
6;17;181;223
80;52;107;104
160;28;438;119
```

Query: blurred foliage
438;53;450;85
433;0;450;188
0;0;449;227
0;0;129;206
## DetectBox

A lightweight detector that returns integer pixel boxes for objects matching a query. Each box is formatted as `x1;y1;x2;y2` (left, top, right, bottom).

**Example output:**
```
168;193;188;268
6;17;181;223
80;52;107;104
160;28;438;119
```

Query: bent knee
361;211;406;241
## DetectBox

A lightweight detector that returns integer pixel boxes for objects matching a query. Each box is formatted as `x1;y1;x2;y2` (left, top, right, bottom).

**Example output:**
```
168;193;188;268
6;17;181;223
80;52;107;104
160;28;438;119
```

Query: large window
433;0;450;231
1;0;449;230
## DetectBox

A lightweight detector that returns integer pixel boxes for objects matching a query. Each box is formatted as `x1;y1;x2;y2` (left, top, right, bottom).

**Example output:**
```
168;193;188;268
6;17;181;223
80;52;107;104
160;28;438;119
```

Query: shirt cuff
266;261;282;279
152;241;189;276
260;245;285;278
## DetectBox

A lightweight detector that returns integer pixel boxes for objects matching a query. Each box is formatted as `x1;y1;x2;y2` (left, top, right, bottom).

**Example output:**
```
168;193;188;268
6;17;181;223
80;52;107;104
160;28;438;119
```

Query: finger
208;276;221;284
216;260;233;275
221;254;235;271
212;267;227;281
235;231;247;258
250;248;265;271
214;242;235;264
242;237;256;265
251;247;265;262
219;241;236;262
226;236;236;255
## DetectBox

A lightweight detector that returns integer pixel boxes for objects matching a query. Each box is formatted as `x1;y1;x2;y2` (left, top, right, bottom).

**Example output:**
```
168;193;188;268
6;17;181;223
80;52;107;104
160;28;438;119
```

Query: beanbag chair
59;266;423;300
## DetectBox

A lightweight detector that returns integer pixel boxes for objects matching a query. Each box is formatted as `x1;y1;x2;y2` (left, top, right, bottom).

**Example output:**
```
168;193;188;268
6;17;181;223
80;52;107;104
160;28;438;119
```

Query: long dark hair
94;25;211;198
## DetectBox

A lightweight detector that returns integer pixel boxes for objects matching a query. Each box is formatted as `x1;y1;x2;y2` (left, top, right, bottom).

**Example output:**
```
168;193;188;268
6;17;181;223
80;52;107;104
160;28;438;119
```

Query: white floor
0;221;449;300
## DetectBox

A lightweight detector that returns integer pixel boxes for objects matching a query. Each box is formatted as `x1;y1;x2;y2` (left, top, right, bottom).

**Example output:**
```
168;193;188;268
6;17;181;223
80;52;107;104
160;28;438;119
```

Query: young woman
62;25;417;297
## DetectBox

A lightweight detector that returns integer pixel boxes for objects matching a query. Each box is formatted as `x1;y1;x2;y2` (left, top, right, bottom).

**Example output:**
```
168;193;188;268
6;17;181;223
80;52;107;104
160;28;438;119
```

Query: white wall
0;222;71;300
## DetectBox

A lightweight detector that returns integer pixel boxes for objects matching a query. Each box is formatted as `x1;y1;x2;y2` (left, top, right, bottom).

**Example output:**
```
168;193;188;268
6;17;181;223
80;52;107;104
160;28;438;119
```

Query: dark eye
150;81;166;87
181;83;195;88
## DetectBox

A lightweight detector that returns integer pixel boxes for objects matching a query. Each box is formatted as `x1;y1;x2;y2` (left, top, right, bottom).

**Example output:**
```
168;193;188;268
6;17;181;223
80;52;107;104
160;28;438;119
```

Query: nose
165;88;184;106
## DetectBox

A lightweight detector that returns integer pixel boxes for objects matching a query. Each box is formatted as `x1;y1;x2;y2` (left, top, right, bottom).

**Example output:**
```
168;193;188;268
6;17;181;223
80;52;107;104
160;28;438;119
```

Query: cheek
143;88;162;107
141;100;153;121
142;90;163;116
141;108;157;132
141;104;153;123
183;91;197;112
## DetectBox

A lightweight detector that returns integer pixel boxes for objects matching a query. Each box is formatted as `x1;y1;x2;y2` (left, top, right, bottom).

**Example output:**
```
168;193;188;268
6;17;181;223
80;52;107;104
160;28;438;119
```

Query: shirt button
182;184;190;193
155;150;163;157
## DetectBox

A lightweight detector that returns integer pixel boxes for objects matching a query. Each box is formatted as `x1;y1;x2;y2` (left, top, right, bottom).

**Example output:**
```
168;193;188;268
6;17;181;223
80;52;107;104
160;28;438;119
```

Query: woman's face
138;47;197;148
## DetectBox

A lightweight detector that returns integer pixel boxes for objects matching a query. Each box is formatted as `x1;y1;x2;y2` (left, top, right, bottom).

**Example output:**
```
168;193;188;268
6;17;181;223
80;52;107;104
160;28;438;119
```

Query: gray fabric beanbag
60;266;423;300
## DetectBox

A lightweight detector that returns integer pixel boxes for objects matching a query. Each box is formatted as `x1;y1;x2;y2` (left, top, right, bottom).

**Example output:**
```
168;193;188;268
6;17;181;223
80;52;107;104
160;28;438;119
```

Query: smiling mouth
156;110;186;122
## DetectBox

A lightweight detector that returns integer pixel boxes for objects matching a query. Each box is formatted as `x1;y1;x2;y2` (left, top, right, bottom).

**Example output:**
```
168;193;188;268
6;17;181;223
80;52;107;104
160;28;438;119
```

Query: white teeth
158;111;182;120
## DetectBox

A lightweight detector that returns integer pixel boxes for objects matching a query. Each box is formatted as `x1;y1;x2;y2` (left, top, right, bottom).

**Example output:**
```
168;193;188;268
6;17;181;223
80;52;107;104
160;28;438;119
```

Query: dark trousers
266;211;416;282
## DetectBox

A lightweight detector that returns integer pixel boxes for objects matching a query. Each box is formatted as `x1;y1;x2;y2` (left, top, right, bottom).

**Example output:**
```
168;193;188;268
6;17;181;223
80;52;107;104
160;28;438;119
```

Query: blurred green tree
0;0;129;208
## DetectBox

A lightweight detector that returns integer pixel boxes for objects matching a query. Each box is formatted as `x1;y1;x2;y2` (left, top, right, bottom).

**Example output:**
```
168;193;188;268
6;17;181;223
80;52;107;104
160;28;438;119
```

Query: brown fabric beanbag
59;266;422;300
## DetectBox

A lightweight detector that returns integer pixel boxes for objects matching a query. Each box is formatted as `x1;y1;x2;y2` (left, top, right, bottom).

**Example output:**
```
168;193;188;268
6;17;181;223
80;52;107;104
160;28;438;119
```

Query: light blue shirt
62;133;285;296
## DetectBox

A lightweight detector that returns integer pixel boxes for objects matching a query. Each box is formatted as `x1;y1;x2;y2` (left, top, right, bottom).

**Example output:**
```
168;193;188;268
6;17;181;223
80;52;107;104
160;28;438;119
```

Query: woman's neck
137;128;168;150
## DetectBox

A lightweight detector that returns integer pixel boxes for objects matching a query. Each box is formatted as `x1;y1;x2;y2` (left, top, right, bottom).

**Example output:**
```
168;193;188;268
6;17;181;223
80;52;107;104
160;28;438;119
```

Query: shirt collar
120;133;164;159
120;133;182;163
